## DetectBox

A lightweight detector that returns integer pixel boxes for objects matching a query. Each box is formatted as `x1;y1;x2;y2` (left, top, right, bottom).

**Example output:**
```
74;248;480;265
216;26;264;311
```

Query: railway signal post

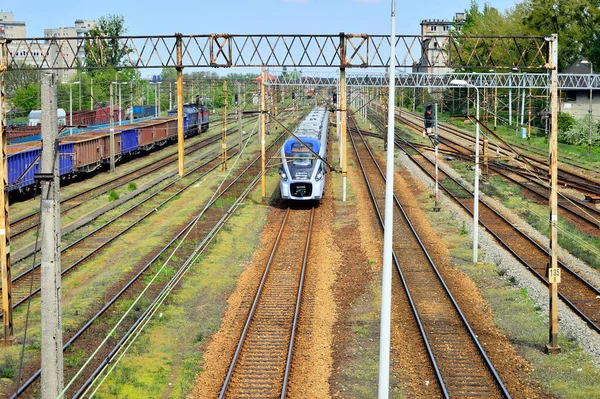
424;103;440;212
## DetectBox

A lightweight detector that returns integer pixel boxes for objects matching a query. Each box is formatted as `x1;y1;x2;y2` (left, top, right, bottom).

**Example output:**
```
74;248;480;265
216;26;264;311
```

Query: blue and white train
279;107;329;201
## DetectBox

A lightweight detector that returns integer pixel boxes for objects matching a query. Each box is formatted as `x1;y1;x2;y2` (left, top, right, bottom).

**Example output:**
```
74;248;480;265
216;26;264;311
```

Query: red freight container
7;125;41;141
138;118;174;147
65;132;122;171
94;106;124;125
7;143;41;155
68;110;97;127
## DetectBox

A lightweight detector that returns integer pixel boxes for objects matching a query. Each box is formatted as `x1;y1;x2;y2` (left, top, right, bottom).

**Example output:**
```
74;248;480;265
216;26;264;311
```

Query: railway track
9;124;251;244
368;113;600;235
395;109;600;197
219;206;314;398
9;124;293;398
349;116;509;398
360;114;600;333
3;144;235;312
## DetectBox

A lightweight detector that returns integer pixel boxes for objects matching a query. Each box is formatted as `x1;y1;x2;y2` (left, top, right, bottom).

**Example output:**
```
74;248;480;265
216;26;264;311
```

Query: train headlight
280;171;287;181
315;171;323;181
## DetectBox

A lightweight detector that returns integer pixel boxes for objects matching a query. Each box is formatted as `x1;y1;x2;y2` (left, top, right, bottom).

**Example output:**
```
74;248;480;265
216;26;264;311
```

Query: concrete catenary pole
0;39;13;346
109;84;116;173
379;1;395;396
176;34;185;177
261;68;267;202
40;72;64;399
546;34;561;354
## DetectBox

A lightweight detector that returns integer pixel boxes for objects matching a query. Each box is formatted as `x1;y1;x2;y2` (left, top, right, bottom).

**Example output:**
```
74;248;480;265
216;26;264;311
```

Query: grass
91;166;272;398
447;117;600;167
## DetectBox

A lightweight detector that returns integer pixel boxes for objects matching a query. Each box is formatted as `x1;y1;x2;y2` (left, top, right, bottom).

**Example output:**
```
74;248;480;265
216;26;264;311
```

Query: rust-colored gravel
189;137;552;398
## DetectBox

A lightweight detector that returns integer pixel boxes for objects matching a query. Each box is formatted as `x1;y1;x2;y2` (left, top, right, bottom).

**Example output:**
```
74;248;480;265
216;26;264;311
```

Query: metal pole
109;84;115;173
69;84;73;135
589;63;593;156
494;87;497;130
78;71;81;110
90;78;93;110
473;87;480;263
40;72;64;399
260;68;266;202
521;81;526;127
379;1;395;397
176;35;184;177
434;103;440;211
508;73;512;126
130;81;134;123
222;80;228;170
0;39;13;346
118;84;122;125
546;34;561;354
340;67;347;202
238;82;242;152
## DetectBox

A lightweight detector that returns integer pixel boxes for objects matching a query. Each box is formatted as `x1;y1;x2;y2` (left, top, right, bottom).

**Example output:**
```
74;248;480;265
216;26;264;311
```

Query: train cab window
287;142;314;167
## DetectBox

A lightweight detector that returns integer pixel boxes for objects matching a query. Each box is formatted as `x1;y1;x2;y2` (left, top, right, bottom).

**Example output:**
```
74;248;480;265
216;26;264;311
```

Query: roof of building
564;59;593;74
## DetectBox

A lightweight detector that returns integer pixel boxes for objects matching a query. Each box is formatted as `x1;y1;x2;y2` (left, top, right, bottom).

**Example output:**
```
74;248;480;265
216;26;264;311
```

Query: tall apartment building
413;12;465;74
44;19;96;79
0;11;26;39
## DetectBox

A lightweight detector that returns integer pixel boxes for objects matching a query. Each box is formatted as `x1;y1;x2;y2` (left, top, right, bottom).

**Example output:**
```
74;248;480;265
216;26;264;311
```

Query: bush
108;190;119;202
559;115;600;146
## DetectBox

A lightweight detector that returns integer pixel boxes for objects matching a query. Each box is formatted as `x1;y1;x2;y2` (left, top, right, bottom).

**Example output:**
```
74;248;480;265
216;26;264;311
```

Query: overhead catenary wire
58;114;263;398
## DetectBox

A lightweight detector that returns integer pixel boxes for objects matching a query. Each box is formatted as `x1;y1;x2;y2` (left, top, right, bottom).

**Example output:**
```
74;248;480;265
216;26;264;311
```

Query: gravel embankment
398;149;600;366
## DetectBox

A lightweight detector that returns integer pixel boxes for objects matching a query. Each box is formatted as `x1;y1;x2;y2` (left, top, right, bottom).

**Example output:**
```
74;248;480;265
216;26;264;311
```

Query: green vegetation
464;0;600;70
128;182;137;191
108;190;120;202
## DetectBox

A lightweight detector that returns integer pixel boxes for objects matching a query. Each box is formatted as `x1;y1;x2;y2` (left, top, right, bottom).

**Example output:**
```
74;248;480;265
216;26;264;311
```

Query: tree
520;0;600;70
11;84;40;112
84;15;130;68
160;68;177;82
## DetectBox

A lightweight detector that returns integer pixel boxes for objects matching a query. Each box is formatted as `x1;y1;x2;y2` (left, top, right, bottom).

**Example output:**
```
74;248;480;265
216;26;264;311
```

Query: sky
2;0;521;77
3;0;521;37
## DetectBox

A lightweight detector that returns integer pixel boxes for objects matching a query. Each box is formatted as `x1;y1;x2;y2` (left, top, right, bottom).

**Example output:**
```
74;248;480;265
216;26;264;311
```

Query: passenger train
279;107;329;201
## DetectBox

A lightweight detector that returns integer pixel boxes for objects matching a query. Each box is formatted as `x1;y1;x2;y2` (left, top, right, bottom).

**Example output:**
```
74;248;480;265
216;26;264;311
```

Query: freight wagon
7;111;209;197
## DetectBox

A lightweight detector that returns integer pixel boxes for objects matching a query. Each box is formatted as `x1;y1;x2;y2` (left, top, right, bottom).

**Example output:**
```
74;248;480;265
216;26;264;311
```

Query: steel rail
383;125;600;334
281;207;314;399
349;117;509;398
10;128;290;397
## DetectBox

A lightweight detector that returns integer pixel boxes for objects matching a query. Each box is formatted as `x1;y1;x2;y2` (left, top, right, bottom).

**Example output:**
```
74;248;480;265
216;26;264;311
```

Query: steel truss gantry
267;71;600;90
6;33;548;71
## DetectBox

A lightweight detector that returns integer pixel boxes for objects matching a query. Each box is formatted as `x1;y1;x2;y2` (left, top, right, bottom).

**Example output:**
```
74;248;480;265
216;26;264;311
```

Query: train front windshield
286;143;315;169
